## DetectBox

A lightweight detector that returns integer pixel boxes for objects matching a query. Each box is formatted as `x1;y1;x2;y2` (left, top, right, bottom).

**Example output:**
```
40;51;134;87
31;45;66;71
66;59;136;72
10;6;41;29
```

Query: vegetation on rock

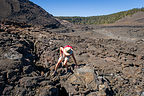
56;8;144;25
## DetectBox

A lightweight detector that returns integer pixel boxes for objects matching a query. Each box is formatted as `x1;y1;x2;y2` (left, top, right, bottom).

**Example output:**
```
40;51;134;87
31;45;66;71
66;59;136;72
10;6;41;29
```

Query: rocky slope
115;11;144;24
0;0;60;28
0;20;144;96
0;1;144;95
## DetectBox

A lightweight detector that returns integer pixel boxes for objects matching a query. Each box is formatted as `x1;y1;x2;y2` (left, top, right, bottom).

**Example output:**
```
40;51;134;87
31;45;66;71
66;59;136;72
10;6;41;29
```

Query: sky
30;0;144;17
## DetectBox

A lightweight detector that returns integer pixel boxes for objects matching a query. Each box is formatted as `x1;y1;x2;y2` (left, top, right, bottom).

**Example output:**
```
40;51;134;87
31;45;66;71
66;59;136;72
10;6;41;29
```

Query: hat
63;47;73;56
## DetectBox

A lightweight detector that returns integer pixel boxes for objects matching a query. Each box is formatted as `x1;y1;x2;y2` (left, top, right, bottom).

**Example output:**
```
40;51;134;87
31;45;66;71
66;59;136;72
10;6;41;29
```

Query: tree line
56;8;144;25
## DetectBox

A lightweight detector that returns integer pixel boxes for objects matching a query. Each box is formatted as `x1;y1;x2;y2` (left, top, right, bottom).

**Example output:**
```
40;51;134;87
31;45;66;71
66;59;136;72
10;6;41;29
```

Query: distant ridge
56;8;144;25
0;0;61;28
116;11;144;24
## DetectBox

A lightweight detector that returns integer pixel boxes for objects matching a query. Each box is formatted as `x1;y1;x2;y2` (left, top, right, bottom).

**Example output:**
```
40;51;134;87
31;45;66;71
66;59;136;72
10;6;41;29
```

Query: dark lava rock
19;77;43;88
2;85;13;95
36;86;59;96
0;0;61;28
0;21;143;96
61;66;113;96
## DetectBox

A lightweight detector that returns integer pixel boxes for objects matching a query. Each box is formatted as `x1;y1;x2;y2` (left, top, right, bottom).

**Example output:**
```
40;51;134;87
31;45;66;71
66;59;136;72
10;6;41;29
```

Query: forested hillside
56;8;144;25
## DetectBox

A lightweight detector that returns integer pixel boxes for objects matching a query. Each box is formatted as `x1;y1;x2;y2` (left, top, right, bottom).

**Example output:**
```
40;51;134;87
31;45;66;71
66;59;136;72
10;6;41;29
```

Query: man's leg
54;47;64;71
55;56;63;71
63;57;69;72
52;56;63;76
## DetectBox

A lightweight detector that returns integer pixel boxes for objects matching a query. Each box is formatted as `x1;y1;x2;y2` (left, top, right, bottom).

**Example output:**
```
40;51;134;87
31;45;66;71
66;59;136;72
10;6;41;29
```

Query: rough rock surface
0;21;144;96
0;0;60;28
61;66;113;96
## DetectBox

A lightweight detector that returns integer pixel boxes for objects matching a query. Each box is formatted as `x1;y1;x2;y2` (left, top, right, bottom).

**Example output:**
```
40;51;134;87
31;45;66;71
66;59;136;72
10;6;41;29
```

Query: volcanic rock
61;66;112;96
0;0;61;28
0;16;144;96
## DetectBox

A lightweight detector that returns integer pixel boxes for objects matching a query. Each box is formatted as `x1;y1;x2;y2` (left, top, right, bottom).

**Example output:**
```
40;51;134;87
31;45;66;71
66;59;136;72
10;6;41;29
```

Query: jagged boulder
61;66;113;96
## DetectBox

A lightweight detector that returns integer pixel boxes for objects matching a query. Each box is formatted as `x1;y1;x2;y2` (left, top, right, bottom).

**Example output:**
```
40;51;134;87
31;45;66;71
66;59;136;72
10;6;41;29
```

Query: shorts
58;55;70;62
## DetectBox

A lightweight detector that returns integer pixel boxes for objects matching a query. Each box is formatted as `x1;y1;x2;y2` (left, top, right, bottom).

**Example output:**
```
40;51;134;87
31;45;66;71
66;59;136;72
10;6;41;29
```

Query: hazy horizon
30;0;144;17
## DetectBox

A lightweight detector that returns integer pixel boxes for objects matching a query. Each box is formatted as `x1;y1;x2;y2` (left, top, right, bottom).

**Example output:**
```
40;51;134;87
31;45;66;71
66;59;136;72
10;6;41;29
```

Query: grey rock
141;92;144;96
14;86;27;96
61;66;109;95
4;48;22;60
2;85;13;95
19;77;43;88
37;86;59;96
87;92;98;96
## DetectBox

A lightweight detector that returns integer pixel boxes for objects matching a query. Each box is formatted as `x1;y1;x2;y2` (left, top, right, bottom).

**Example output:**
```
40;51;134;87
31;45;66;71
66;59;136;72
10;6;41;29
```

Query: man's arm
60;47;63;57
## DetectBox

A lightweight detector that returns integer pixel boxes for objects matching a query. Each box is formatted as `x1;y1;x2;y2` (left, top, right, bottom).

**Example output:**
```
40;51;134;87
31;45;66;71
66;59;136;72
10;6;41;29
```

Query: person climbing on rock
52;45;78;75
